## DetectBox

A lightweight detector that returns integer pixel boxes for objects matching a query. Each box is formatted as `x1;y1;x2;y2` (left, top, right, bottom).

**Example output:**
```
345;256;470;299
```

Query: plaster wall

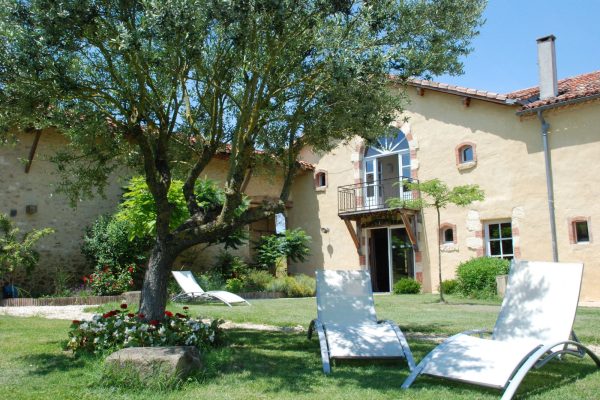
1;131;287;292
287;139;364;275
288;87;600;301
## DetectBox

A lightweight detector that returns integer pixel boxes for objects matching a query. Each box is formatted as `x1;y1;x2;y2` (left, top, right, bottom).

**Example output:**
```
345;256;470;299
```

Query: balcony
338;175;419;217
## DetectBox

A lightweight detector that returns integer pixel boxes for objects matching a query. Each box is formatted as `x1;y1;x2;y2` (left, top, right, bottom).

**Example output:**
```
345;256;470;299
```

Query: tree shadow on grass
19;350;94;377
212;329;600;398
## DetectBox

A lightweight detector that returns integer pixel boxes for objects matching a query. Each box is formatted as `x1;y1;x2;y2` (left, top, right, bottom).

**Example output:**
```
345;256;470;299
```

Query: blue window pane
461;146;473;162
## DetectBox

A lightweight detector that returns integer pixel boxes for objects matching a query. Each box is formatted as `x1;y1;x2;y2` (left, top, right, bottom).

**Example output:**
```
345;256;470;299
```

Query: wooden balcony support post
343;219;361;254
24;129;42;173
399;212;418;250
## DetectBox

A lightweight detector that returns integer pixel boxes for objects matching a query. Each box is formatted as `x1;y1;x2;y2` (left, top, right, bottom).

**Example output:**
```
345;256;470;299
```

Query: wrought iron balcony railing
338;176;419;215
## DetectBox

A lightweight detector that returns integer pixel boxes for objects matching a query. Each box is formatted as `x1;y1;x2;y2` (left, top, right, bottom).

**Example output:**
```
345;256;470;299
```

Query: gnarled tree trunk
139;241;176;321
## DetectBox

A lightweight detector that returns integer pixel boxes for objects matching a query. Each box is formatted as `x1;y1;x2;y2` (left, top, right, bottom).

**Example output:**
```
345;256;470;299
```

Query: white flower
209;332;215;343
158;327;166;336
80;322;89;330
115;319;123;327
185;334;197;345
192;323;201;332
92;314;101;321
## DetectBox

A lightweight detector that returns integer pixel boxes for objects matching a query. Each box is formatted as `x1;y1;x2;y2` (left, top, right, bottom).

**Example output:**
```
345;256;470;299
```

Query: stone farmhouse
2;36;600;300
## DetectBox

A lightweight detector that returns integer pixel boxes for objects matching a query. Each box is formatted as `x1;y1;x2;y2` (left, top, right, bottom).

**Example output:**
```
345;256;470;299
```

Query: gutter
537;111;559;262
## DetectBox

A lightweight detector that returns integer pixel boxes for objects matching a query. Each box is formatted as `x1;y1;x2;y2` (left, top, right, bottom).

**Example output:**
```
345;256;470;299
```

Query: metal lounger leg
310;319;331;374
501;340;600;400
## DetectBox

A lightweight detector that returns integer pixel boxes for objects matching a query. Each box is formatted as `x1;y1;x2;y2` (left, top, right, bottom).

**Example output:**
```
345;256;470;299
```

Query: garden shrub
266;274;315;297
85;264;139;296
456;257;510;298
213;252;249;281
193;271;225;292
254;229;311;274
440;279;459;295
242;270;273;292
81;215;150;270
393;278;421;294
225;278;244;293
67;303;223;355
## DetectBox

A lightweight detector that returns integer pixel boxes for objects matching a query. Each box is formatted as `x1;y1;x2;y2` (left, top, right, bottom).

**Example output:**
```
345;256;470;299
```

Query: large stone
105;346;202;380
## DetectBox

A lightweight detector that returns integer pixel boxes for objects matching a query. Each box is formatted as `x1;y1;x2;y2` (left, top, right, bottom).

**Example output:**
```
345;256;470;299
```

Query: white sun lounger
401;260;600;399
171;270;250;307
308;270;415;374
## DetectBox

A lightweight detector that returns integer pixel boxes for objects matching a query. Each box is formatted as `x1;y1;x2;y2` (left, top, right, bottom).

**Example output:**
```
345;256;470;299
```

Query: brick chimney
537;35;558;100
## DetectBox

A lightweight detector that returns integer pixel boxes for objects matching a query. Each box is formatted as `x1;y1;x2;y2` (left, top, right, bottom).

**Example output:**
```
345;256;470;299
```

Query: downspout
537;110;558;262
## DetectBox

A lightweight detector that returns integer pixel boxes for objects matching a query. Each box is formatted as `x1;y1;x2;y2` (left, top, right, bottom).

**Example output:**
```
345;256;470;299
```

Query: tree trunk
139;241;175;321
436;207;446;303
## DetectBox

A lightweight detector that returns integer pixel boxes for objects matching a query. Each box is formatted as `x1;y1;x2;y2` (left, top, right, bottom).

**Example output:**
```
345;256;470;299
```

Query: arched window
363;128;412;207
455;142;477;168
439;223;457;245
314;170;327;190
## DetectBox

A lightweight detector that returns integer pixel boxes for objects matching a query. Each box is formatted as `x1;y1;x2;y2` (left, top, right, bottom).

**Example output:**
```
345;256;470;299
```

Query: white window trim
484;220;514;259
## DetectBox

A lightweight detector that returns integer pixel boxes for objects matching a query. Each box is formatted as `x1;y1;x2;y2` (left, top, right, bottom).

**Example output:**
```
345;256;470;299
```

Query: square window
574;221;589;243
485;221;514;259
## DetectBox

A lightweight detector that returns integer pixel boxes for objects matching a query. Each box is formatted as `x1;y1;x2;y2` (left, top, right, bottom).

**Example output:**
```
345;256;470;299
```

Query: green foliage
0;213;54;282
115;177;248;248
266;274;316;298
81;215;150;269
456;257;511;299
225;278;244;294
440;279;459;295
242;270;273;292
393;278;421;294
213;252;250;281
85;264;138;296
254;229;311;274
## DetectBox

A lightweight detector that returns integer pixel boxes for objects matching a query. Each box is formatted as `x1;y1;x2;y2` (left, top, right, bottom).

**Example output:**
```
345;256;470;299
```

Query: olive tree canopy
0;0;486;319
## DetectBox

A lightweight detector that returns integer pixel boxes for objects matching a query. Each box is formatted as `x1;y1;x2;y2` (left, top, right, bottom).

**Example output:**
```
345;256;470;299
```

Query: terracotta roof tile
403;77;509;102
506;70;600;111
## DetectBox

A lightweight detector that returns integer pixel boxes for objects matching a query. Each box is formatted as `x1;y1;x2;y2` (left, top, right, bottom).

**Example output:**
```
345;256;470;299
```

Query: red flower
72;320;81;325
149;320;159;326
103;266;110;273
82;276;88;283
183;306;189;310
102;313;110;319
128;266;134;273
175;313;186;318
138;313;145;319
164;311;173;317
120;303;128;309
127;313;135;318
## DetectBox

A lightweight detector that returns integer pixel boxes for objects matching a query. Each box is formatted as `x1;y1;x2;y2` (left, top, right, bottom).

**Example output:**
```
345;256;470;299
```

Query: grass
2;295;600;399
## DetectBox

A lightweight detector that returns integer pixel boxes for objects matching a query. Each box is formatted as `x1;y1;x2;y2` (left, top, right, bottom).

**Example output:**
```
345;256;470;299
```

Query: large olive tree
0;0;486;320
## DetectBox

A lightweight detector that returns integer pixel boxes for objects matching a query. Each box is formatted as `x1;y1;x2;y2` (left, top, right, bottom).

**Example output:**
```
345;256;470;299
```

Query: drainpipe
537;110;558;262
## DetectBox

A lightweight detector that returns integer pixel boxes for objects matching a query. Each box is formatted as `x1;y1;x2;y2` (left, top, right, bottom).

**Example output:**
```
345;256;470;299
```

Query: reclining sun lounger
401;260;600;399
308;269;415;373
172;270;250;307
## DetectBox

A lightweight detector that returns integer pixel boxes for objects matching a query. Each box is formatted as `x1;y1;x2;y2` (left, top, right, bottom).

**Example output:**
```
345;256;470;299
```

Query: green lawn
2;295;600;399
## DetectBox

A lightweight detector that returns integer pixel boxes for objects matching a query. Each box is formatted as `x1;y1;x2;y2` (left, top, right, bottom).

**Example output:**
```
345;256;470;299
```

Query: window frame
314;170;328;191
484;220;514;259
455;141;477;169
569;217;592;244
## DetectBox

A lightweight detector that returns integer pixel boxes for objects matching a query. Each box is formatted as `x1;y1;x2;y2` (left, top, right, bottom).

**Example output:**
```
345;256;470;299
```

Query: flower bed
67;303;223;355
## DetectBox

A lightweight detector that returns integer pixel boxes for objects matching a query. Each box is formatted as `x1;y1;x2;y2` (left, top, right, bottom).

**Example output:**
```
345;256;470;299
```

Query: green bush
265;274;315;297
225;278;244;293
440;279;459;295
242;270;273;292
456;257;510;299
81;215;150;270
393;278;421;294
254;229;311;274
213;252;249;281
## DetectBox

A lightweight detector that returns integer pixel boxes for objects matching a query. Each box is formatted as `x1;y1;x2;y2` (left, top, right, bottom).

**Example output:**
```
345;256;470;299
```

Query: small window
443;228;454;243
485;221;513;259
461;146;474;163
315;171;327;190
574;221;590;243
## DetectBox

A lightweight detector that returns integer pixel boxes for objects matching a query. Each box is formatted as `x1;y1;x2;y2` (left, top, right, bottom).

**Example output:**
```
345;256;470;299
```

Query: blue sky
436;0;600;94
